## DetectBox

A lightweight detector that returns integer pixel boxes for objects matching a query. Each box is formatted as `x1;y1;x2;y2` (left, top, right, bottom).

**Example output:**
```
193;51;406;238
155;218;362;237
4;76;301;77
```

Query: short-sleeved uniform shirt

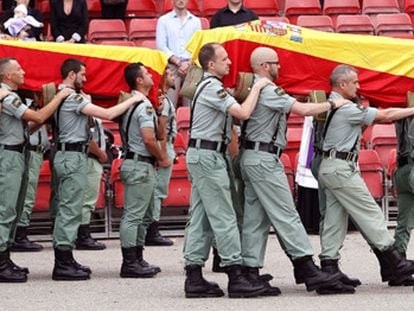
161;95;177;139
190;73;235;143
29;124;49;149
323;91;377;153
55;84;91;143
243;75;296;150
0;83;29;145
122;90;157;157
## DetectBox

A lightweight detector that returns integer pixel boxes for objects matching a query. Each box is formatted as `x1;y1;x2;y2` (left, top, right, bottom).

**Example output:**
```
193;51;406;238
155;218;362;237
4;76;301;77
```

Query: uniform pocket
120;160;149;184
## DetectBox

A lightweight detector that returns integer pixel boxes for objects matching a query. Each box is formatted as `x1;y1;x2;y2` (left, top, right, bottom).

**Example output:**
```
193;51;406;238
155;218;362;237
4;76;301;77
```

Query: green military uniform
240;75;314;267
53;85;91;250
81;117;105;225
153;95;176;221
393;117;414;254
19;125;48;227
119;91;157;248
184;72;242;267
319;91;394;261
0;83;29;252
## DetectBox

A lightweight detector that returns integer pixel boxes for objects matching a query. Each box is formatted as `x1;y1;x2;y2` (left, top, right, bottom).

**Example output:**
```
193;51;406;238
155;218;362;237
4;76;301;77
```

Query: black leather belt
242;140;283;157
0;144;24;153
397;156;413;168
28;145;45;153
57;142;88;153
188;138;227;153
124;151;156;165
323;150;358;162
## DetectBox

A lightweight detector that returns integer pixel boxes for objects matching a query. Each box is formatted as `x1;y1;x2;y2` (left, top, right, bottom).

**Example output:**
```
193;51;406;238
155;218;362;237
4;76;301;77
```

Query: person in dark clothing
0;0;43;41
100;0;128;19
50;0;88;43
2;0;35;11
210;0;258;29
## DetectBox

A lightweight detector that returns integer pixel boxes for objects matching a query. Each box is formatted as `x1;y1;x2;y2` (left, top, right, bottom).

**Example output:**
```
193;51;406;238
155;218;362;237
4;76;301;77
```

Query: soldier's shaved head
250;47;278;71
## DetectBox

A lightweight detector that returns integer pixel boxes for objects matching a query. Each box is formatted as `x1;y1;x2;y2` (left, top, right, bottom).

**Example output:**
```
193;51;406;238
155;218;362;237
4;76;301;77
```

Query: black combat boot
185;265;225;298
10;226;43;252
212;247;225;273
321;259;361;287
0;250;27;283
243;266;281;296
52;249;90;281
5;249;29;274
145;221;173;246
120;247;157;278
373;248;414;286
293;256;355;294
68;251;92;274
381;247;414;278
75;225;106;250
136;245;161;274
225;264;268;298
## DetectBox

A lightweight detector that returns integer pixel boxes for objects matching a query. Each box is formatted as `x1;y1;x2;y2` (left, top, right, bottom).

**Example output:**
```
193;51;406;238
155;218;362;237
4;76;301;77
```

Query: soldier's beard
74;81;82;93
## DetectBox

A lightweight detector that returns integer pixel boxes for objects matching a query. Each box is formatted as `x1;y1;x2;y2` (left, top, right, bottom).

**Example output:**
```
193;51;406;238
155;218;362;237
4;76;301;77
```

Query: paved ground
2;232;414;311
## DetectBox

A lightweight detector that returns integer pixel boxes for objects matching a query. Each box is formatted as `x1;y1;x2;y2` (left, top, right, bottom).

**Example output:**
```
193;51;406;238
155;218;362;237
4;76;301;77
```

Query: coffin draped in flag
0;39;168;105
186;20;414;108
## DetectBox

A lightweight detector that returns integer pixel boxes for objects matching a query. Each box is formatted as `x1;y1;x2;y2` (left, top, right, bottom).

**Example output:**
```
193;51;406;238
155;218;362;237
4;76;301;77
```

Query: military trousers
53;151;87;250
119;159;156;248
318;158;393;260
81;157;103;225
0;149;25;251
184;148;243;267
310;152;326;236
19;150;43;227
240;150;313;267
153;142;176;222
393;162;414;254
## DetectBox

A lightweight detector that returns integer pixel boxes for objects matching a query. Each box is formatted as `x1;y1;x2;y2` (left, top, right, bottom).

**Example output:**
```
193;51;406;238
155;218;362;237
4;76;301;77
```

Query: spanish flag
187;20;414;108
0;40;168;105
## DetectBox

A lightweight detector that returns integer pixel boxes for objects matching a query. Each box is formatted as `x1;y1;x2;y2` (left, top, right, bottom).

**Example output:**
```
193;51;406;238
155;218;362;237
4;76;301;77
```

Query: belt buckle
346;152;355;162
328;149;335;159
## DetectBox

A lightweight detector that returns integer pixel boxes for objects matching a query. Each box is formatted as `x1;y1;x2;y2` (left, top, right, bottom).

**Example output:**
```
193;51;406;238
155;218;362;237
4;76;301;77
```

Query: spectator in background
100;0;128;19
50;0;88;43
0;0;44;41
210;0;258;29
156;0;201;107
2;0;35;11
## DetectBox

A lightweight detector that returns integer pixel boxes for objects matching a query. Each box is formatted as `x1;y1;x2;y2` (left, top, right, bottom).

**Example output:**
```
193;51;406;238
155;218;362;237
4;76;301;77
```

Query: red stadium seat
362;0;401;15
361;124;374;149
370;123;397;168
200;17;210;29
137;39;157;48
280;152;295;196
202;0;228;17
126;0;158;18
358;149;385;201
88;19;128;43
162;155;191;208
87;0;102;18
128;18;157;45
100;40;136;46
110;158;124;209
174;132;187;155
335;14;375;35
297;15;334;32
287;112;304;127
33;160;51;211
176;106;190;132
162;0;201;16
284;0;322;25
244;0;279;16
375;13;414;36
285;126;303;168
259;16;290;24
323;0;361;21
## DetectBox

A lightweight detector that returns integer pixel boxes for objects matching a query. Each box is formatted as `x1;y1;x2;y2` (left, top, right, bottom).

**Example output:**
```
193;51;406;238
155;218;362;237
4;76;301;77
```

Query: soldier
239;47;353;295
119;62;171;278
52;58;144;281
183;42;273;299
319;64;414;286
75;116;107;251
11;104;48;252
0;57;72;283
145;67;175;246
